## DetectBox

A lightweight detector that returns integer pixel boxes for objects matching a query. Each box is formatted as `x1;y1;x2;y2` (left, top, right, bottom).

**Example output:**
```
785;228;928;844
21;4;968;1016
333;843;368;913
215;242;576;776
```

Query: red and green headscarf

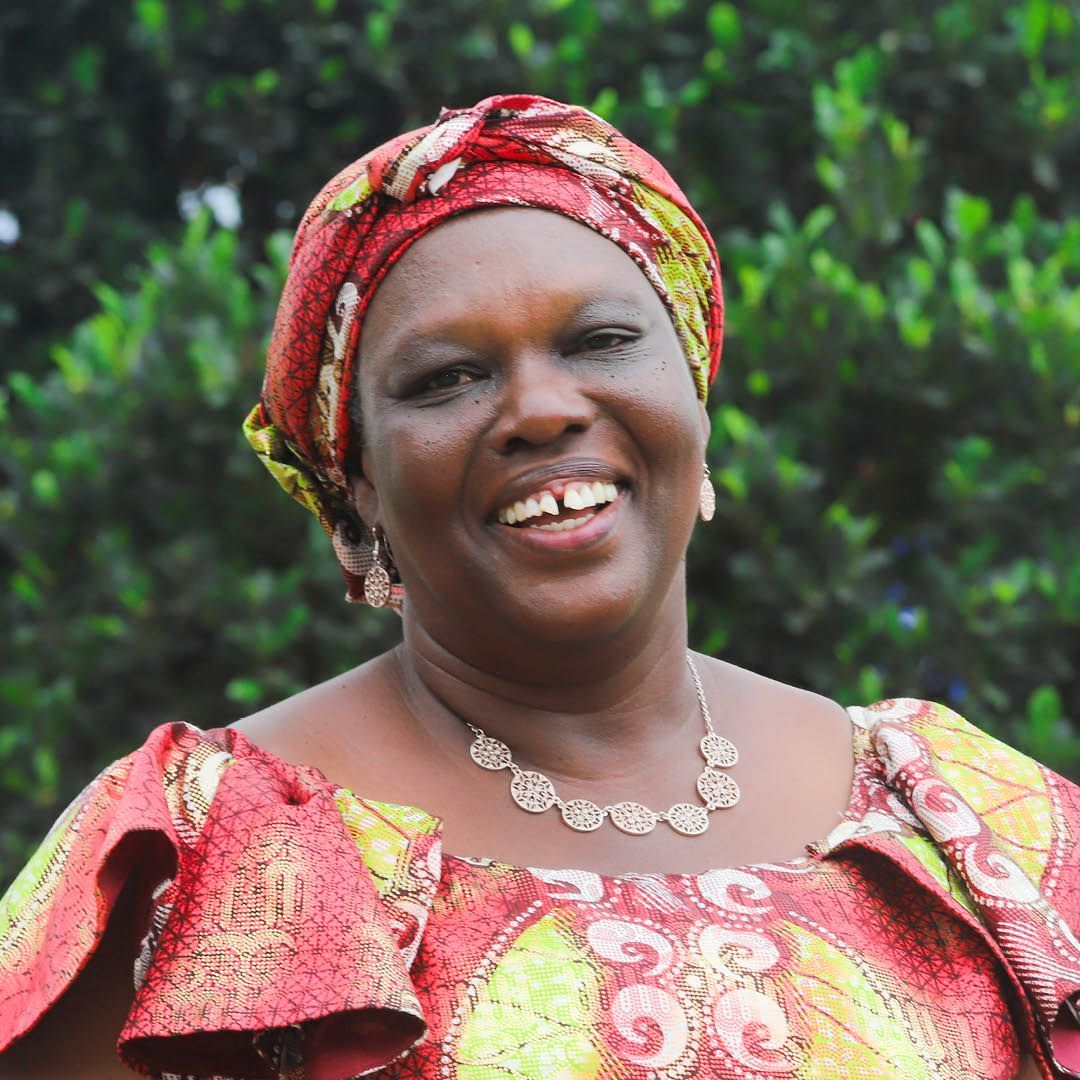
245;92;724;602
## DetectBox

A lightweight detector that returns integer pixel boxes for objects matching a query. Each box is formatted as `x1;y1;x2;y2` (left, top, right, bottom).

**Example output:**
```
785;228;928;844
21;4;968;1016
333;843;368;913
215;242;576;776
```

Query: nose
489;352;596;454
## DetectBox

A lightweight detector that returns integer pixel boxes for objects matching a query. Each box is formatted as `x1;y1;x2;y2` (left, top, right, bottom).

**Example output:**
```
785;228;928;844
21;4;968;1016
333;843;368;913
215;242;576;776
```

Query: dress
3;699;1080;1079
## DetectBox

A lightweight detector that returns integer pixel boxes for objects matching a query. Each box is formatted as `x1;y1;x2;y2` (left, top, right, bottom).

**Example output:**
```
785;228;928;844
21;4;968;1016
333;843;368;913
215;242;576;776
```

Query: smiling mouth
496;480;622;532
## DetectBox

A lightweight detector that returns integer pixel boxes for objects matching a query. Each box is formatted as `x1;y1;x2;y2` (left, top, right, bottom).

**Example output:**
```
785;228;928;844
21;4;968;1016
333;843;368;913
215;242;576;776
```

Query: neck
394;586;703;784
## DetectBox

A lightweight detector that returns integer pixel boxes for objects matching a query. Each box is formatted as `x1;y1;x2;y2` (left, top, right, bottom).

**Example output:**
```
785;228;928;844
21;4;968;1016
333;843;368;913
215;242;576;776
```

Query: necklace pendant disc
667;803;709;836
609;801;658;835
561;799;605;832
469;735;511;770
700;732;739;769
697;767;740;809
510;770;557;813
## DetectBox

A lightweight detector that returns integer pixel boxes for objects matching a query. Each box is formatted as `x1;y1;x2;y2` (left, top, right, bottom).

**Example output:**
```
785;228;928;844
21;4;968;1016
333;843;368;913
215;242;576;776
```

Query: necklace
464;654;740;837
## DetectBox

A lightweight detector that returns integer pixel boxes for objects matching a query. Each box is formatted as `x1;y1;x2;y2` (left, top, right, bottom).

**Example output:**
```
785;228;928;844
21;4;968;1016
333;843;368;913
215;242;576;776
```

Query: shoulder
858;697;1055;790
694;653;849;719
229;652;409;794
694;655;856;835
1;712;441;1076
861;697;1080;890
857;696;1077;822
859;699;1080;1074
110;718;317;820
852;700;1080;1074
694;653;852;757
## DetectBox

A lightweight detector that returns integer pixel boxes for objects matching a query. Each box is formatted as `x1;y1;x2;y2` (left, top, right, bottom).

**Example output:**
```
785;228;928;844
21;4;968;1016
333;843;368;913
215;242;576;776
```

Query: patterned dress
2;699;1080;1079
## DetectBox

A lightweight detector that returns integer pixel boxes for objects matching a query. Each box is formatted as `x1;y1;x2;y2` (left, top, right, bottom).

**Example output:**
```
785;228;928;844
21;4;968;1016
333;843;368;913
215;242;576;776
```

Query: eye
576;329;635;353
420;366;483;394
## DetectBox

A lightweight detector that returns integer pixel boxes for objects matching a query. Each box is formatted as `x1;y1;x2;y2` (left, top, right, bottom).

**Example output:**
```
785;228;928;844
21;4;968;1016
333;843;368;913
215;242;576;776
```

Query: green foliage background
1;0;1078;881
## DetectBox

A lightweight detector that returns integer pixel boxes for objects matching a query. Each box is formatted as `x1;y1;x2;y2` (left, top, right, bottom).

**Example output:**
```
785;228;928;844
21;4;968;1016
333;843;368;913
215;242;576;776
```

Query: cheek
614;366;706;540
620;360;705;462
363;413;475;533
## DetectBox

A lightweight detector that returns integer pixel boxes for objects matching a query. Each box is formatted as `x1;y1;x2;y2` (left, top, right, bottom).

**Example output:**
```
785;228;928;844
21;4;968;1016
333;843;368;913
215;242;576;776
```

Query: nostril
491;365;596;452
500;421;590;455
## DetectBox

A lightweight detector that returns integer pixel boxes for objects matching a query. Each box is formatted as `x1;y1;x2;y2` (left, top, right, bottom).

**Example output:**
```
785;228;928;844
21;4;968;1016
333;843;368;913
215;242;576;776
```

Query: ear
347;462;382;532
697;399;711;448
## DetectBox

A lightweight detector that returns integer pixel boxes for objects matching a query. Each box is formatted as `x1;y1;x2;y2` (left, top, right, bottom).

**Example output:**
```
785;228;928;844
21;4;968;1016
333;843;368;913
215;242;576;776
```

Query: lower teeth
531;512;596;532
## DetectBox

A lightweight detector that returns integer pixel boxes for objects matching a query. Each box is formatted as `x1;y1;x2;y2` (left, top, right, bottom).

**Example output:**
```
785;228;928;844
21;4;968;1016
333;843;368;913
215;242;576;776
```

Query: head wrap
245;92;723;603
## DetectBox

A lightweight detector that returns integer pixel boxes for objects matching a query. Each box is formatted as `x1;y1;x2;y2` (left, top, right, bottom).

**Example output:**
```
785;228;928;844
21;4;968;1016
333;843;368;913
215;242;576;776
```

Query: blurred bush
1;0;1077;879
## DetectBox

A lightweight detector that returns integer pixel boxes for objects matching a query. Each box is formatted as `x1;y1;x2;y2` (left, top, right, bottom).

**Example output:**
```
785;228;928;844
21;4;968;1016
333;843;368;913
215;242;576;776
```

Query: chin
502;573;670;649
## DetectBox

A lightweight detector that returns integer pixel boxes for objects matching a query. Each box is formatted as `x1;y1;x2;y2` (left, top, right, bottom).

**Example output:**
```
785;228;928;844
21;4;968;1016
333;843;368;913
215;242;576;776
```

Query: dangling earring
364;532;392;608
698;463;716;523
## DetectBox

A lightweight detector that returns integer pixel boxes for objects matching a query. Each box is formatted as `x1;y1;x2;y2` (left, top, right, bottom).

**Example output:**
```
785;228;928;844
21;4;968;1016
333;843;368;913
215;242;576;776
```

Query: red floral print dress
2;700;1080;1079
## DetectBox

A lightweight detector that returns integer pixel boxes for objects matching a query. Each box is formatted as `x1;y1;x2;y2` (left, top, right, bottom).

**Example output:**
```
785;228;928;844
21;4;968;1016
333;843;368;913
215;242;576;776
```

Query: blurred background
1;0;1078;881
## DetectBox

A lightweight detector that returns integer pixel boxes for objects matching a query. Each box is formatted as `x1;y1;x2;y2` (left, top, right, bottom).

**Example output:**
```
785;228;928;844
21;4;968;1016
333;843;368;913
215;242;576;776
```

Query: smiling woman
351;208;708;661
0;95;1077;1080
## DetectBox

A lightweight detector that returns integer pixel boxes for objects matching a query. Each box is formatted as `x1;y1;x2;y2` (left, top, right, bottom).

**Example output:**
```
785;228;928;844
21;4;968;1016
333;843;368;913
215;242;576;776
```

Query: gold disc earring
698;463;716;522
364;533;392;608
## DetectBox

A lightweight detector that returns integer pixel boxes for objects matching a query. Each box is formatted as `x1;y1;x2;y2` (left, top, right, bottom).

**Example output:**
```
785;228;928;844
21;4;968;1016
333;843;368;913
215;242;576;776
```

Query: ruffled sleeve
866;699;1080;1078
0;722;443;1079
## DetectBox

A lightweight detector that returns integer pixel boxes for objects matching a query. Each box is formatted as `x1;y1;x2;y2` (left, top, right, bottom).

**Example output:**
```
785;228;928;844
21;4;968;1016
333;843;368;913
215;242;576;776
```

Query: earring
364;532;392;608
698;463;716;523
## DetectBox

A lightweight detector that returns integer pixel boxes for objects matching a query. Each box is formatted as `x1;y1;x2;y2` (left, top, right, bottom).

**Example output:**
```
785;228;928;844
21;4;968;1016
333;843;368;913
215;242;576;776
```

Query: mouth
495;479;624;534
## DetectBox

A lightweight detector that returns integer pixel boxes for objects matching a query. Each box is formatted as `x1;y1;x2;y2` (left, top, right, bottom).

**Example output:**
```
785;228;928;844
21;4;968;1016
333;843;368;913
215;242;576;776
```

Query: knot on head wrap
244;93;724;603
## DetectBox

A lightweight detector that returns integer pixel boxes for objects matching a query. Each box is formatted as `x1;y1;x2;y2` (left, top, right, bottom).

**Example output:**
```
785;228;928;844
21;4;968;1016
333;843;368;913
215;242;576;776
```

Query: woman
0;94;1075;1079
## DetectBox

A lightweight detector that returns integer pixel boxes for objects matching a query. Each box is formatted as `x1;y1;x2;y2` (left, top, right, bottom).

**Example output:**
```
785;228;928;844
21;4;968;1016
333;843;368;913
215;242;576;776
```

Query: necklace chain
463;653;740;836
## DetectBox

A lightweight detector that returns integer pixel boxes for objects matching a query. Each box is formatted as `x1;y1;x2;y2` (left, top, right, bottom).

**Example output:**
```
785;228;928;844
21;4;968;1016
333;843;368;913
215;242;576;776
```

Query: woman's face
353;207;709;651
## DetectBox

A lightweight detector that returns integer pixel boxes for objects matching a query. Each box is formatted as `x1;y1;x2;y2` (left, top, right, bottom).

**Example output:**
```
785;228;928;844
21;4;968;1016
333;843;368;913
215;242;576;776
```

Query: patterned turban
244;92;723;603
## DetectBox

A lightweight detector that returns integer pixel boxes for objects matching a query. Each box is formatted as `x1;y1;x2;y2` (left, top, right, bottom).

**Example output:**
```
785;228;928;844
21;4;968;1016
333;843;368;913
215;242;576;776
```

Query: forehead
359;207;666;357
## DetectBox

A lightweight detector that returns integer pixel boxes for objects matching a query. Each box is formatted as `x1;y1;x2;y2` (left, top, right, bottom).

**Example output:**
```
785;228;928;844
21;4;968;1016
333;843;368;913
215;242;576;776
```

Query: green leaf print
457;911;612;1079
785;923;933;1079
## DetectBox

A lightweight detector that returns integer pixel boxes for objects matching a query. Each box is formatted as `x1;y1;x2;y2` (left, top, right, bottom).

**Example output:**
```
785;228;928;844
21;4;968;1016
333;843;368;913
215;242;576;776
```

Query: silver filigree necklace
464;654;740;836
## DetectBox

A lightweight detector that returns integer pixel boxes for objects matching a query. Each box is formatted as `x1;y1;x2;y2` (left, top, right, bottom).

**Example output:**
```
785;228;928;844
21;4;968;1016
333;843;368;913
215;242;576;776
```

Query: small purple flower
948;680;968;704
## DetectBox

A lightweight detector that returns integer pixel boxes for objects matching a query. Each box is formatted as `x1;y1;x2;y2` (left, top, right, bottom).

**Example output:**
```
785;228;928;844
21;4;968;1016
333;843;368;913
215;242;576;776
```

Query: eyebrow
382;289;651;363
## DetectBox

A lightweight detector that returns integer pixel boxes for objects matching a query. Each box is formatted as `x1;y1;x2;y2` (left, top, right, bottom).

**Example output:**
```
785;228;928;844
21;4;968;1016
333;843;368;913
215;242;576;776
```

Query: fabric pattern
2;700;1080;1079
243;93;724;602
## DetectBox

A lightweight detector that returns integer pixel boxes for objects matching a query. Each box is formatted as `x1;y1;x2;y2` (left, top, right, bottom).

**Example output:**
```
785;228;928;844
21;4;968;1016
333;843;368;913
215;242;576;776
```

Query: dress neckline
224;704;879;883
436;704;875;883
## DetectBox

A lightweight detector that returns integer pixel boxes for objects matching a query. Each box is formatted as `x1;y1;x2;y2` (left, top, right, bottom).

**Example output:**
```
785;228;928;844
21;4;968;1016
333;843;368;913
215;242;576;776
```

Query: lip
488;459;628;522
493;489;627;553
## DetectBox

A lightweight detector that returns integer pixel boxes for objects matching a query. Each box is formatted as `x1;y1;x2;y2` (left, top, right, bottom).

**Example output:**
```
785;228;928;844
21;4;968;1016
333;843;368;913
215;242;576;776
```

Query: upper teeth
497;481;619;525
